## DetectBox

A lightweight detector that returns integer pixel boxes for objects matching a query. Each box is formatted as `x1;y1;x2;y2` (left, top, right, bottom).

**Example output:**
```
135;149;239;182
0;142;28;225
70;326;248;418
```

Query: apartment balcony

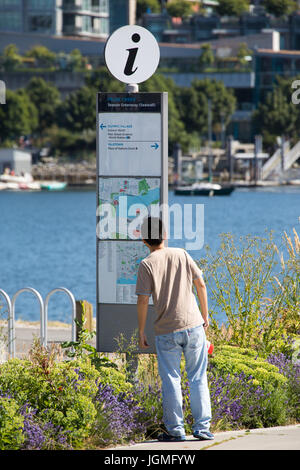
63;24;108;37
62;4;108;17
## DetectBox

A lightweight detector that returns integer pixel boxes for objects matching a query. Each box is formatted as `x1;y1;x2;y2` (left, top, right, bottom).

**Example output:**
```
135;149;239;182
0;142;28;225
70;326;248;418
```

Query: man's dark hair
141;217;165;246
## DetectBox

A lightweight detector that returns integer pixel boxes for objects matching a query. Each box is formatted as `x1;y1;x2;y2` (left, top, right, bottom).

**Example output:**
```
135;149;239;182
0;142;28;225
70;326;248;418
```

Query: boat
0;173;41;191
40;181;67;191
174;182;235;196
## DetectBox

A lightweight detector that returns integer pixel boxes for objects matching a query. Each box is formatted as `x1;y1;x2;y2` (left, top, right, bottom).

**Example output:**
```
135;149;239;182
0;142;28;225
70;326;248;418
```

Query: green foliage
262;0;297;17
166;0;192;18
252;75;300;150
26;77;61;134
136;0;161;19
176;78;236;143
0;397;24;450
57;86;96;133
0;342;101;447
199;230;300;354
199;44;215;70
25;45;56;68
0;89;38;143
237;43;253;65
215;0;250;16
210;345;288;389
69;49;88;71
2;44;22;71
61;313;118;372
85;66;124;93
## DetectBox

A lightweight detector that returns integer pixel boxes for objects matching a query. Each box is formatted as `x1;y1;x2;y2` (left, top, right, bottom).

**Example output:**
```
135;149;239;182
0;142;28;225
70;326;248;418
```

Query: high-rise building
109;0;136;33
0;0;136;38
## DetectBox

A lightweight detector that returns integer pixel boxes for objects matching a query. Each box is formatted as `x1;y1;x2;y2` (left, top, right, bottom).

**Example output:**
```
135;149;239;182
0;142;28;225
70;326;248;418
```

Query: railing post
75;300;93;340
11;288;45;357
0;289;12;358
44;288;76;346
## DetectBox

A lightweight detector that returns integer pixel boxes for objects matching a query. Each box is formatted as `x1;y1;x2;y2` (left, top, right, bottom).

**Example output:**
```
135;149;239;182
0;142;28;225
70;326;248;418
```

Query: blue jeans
155;325;212;437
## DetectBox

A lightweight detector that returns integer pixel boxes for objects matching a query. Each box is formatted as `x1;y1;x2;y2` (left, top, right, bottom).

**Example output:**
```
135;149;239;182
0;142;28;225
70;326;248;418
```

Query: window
99;0;109;14
29;14;53;31
0;11;22;31
27;0;54;9
0;0;21;7
99;16;109;34
82;15;92;32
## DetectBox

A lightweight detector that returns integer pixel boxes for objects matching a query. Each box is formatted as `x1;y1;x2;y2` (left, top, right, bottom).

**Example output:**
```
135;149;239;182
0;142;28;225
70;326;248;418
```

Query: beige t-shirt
135;247;204;335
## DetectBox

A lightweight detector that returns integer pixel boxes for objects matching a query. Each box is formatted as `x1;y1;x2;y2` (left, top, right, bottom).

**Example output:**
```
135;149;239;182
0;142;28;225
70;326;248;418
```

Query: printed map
98;241;152;304
98;177;160;239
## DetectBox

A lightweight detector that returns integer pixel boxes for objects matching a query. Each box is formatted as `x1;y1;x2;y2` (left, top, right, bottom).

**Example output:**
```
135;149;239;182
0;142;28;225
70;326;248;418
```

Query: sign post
96;26;168;354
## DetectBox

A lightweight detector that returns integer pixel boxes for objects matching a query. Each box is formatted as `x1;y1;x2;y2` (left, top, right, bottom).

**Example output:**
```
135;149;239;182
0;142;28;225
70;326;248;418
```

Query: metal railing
0;287;76;359
44;287;76;346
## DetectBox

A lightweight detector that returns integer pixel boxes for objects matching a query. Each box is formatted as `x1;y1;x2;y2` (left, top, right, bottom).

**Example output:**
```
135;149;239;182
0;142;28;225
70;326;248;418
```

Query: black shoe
157;432;186;442
193;430;214;440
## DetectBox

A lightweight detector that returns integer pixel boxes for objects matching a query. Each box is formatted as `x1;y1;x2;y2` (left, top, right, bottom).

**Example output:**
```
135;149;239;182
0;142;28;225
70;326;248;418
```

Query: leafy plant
61;313;117;371
0;397;24;450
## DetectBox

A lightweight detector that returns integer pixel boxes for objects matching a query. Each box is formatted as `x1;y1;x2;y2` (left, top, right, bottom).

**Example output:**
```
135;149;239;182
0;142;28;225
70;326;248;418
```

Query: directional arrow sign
100;123;106;130
151;143;159;150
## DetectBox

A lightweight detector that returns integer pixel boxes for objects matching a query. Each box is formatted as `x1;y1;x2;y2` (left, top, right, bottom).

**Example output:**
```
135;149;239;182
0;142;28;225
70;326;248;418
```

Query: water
0;186;299;324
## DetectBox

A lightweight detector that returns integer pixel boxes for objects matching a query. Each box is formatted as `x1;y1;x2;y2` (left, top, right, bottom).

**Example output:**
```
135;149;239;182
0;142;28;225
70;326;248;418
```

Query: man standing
135;217;214;442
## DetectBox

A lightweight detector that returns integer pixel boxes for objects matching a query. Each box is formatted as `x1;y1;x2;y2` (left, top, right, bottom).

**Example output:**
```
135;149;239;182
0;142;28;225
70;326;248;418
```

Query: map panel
98;241;152;304
98;177;160;240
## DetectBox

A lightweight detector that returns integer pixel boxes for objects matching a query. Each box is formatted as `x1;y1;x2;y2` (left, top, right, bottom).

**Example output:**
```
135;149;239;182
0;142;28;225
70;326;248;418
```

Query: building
141;10;300;47
0;148;32;175
109;0;136;33
0;0;136;38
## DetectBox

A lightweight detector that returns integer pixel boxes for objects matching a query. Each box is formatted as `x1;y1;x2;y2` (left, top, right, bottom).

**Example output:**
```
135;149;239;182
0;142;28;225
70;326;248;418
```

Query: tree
25;45;56;68
136;0;161;19
166;0;192;18
0;89;38;143
237;43;253;66
26;77;61;135
198;44;215;70
215;0;249;16
176;78;236;140
252;76;300;150
2;44;22;71
85;67;124;93
69;49;88;71
262;0;297;17
57;86;96;133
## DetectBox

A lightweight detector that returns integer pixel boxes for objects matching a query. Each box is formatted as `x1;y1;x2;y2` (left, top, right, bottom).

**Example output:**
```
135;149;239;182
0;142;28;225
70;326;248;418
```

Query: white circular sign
104;25;160;84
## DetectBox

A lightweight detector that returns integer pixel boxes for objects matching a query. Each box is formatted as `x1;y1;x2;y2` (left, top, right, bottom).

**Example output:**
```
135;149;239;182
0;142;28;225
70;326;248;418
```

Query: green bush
0;397;24;450
210;345;288;389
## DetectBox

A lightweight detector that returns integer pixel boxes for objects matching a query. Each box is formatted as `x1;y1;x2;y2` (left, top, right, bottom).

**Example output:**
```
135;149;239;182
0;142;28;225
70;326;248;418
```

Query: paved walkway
113;425;300;451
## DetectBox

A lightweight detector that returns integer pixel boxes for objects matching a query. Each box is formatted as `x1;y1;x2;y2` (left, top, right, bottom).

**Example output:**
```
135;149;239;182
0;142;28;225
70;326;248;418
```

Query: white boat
0;172;42;191
0;173;33;184
174;181;235;196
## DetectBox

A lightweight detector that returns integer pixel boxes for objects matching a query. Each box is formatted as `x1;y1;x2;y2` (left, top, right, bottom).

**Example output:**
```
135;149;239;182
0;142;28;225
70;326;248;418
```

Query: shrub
0;397;24;450
91;384;148;446
210;345;288;389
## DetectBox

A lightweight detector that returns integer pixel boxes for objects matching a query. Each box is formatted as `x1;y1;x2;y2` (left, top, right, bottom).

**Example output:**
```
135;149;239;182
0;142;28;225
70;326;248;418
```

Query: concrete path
112;425;300;451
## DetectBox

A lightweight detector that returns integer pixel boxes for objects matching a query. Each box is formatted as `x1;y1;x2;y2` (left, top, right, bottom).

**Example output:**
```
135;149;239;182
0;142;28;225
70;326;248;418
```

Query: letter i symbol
124;33;140;76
